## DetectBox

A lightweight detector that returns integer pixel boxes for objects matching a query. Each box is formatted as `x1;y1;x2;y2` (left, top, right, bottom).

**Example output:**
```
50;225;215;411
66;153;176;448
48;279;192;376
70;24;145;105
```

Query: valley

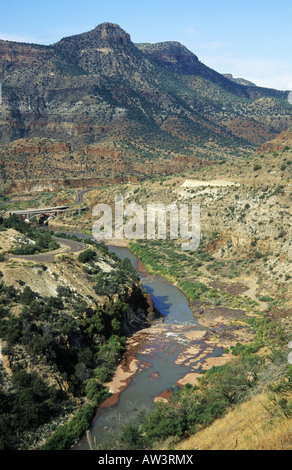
0;127;291;450
0;20;291;452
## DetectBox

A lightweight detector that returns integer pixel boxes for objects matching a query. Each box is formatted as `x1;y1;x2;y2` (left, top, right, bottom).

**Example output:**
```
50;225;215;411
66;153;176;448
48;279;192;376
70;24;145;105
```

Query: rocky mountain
0;22;291;190
136;43;259;95
223;74;257;87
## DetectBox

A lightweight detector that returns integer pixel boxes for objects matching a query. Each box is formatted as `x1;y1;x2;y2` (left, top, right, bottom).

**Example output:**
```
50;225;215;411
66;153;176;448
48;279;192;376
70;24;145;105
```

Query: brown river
73;244;225;450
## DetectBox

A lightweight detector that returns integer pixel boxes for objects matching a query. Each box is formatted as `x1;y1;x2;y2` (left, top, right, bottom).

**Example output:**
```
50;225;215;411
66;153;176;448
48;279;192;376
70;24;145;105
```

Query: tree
78;249;97;263
20;286;38;305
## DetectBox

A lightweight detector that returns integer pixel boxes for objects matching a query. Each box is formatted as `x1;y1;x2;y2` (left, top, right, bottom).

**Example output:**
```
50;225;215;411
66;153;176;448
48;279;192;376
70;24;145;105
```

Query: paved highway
4;188;95;217
6;187;98;261
8;236;88;262
74;188;99;204
9;206;71;216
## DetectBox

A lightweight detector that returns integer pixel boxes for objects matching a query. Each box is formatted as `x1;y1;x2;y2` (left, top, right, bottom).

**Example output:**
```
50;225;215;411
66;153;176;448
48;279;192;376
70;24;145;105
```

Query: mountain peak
53;22;133;74
92;22;131;44
94;22;122;31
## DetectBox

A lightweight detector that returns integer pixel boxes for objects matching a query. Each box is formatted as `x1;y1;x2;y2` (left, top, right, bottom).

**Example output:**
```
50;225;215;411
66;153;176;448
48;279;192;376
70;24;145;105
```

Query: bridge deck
9;205;70;215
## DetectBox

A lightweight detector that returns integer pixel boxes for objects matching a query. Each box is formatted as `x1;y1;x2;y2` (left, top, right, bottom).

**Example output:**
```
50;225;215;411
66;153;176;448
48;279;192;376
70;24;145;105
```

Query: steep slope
0;218;158;449
0;23;291;191
136;42;253;97
137;41;291;142
137;41;285;99
258;127;292;152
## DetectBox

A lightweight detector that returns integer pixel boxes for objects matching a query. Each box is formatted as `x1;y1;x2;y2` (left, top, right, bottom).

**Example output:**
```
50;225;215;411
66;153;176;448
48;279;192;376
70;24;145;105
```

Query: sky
0;0;291;91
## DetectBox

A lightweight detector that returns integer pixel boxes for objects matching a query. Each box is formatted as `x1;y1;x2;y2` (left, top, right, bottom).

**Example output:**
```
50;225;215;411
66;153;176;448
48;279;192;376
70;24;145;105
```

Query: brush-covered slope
0;217;158;449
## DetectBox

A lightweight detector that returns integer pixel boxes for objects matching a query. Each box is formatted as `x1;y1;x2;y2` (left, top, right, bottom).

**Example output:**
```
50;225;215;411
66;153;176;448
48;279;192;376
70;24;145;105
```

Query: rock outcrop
259;128;292;152
120;284;160;334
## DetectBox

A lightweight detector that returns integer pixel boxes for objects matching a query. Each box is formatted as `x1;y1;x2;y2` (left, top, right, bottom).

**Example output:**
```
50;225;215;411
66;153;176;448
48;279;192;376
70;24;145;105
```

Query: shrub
85;379;110;404
258;295;274;302
77;249;97;263
40;404;96;450
253;164;262;171
19;286;38;305
178;280;209;301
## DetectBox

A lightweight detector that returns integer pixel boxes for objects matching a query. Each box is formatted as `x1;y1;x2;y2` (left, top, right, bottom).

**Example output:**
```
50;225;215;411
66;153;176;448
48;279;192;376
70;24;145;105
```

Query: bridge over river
2;188;91;222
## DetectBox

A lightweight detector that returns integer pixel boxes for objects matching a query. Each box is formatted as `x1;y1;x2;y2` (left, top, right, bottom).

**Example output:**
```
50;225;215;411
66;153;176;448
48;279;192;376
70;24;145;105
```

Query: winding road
6;187;100;262
2;187;95;219
74;188;96;204
8;236;88;262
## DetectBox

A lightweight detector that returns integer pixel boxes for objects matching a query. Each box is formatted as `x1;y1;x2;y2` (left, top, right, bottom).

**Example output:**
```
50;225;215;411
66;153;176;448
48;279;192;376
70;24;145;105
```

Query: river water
73;243;224;450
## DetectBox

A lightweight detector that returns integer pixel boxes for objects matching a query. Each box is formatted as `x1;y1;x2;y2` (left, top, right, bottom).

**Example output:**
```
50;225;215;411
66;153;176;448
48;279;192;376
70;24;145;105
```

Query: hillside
3;128;290;305
174;391;292;450
83;138;291;450
0;217;158;449
0;23;291;192
0;128;291;450
42;128;291;305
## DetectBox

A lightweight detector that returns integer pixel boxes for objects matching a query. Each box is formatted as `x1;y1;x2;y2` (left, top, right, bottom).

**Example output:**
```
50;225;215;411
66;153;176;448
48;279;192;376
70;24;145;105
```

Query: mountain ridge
0;22;291;189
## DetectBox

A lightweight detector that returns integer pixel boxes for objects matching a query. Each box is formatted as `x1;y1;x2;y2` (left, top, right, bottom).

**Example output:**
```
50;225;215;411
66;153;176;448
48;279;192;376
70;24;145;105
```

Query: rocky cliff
119;283;159;334
0;23;291;190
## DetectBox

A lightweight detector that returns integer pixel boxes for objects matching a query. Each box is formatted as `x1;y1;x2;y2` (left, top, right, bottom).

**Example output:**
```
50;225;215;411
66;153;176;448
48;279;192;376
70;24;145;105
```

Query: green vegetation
0;221;144;450
208;258;256;278
129;238;258;312
177;280;209;301
253;164;262;171
40;404;97;450
0;273;129;449
96;316;292;450
0;368;67;449
77;243;139;297
129;238;213;282
77;248;97;263
0;215;59;254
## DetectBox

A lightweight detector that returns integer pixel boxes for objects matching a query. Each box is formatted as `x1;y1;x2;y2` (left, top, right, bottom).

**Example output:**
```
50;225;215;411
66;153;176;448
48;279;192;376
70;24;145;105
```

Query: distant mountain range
0;22;291;189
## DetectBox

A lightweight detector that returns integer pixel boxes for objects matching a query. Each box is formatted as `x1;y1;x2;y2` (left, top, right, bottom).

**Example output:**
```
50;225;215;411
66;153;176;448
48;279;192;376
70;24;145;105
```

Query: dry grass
175;393;292;450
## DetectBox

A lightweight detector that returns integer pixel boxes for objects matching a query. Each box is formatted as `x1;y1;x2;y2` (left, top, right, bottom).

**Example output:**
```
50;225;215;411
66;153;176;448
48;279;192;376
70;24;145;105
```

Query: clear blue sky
0;0;291;90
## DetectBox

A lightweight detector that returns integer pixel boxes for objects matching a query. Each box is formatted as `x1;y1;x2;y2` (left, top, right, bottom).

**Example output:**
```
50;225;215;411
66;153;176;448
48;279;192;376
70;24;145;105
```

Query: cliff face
119;283;160;334
0;137;217;195
0;22;291;187
54;22;133;74
0;138;134;193
0;41;54;72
